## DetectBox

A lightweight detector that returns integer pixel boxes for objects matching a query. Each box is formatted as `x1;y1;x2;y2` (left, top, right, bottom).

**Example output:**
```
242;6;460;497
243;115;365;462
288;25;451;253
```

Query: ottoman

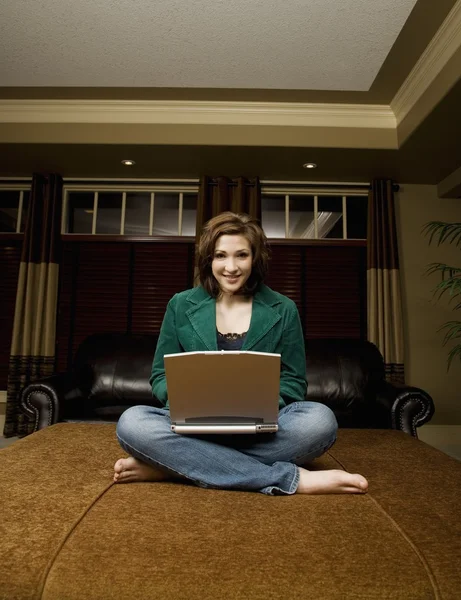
1;423;460;600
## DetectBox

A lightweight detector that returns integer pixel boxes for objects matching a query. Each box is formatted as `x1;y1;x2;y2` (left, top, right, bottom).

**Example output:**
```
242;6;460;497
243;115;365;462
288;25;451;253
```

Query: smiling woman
112;210;369;496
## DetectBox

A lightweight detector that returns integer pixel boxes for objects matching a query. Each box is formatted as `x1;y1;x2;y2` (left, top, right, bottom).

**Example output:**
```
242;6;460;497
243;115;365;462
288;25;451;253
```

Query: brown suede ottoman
1;423;460;600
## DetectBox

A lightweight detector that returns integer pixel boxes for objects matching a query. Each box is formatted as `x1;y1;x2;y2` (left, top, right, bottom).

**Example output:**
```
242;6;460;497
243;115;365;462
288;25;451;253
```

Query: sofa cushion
1;424;460;599
74;333;161;416
74;334;387;421
305;339;385;422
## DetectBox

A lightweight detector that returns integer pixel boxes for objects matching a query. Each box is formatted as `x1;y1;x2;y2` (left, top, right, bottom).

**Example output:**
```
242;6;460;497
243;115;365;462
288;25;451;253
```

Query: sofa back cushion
74;333;160;417
305;339;385;424
72;333;385;423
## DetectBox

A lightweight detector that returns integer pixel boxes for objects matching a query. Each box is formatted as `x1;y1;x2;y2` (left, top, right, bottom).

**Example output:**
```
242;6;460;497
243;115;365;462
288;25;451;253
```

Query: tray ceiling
0;0;417;90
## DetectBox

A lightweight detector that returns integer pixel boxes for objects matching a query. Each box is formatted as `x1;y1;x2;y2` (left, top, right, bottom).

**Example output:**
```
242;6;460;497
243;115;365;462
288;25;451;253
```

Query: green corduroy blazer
150;284;307;409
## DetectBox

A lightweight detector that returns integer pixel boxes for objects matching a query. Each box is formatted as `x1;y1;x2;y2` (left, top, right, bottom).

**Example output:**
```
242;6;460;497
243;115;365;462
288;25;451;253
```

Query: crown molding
391;0;461;125
0;99;395;129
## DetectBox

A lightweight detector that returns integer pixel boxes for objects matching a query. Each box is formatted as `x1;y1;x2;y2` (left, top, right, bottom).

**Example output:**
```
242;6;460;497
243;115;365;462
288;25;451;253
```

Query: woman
114;212;368;495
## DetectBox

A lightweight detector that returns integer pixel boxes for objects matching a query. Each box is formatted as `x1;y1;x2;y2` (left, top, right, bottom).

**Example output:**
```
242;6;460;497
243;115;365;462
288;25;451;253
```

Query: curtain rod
210;179;400;192
0;176;400;192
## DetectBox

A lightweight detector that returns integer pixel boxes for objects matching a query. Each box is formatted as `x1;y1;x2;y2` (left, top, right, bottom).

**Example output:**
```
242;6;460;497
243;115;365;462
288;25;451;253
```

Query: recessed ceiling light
121;159;136;166
303;162;317;169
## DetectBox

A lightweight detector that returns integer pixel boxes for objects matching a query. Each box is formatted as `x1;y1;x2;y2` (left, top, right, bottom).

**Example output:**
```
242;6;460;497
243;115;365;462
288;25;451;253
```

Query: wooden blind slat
304;246;365;339
131;243;191;334
56;243;130;370
0;242;22;387
266;246;303;310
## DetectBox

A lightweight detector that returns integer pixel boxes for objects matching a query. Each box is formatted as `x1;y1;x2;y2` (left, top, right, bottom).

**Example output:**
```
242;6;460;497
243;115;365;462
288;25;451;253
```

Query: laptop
164;350;281;434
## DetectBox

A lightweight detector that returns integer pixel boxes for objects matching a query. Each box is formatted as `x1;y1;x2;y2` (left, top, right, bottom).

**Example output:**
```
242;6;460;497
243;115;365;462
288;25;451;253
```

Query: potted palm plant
424;221;461;370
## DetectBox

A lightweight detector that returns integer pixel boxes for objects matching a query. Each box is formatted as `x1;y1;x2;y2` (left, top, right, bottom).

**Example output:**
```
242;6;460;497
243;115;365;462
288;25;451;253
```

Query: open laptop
164;350;281;434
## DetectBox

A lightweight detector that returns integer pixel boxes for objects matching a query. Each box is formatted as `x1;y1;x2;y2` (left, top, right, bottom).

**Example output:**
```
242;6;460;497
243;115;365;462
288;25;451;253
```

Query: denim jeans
116;401;338;495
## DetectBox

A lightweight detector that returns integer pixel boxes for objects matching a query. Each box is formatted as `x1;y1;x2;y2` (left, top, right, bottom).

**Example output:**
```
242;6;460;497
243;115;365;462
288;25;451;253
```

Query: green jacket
150;284;307;409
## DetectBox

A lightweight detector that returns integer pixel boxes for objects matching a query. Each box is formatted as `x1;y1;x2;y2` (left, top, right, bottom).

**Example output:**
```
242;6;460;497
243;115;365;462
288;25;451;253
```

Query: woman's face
211;234;253;295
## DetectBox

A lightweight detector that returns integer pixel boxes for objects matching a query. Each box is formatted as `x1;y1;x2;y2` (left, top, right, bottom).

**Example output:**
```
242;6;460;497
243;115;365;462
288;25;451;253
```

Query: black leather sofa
20;333;434;436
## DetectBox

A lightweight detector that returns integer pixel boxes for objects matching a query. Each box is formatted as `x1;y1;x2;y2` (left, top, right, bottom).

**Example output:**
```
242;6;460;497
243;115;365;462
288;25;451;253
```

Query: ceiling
1;0;461;194
1;0;418;91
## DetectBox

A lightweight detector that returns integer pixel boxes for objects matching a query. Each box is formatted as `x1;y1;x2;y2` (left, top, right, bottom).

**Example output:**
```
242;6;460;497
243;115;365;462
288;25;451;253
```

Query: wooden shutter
57;242;131;370
56;240;194;371
56;239;366;371
265;245;304;312
56;243;77;372
131;242;193;334
0;241;22;387
304;246;366;338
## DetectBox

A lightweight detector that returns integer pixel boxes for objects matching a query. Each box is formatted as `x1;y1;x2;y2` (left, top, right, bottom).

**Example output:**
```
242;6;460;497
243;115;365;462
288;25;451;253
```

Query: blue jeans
116;401;338;495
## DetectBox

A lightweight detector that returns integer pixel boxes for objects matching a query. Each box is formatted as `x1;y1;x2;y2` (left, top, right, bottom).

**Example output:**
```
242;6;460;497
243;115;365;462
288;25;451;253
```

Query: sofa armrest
20;373;82;432
374;381;435;437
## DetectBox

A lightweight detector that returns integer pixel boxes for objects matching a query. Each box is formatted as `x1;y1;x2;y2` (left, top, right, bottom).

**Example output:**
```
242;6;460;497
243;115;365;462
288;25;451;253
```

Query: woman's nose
225;258;238;272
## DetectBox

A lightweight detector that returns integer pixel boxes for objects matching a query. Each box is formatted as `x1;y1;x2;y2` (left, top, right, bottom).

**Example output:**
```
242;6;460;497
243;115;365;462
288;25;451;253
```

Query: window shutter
304;246;366;338
56;240;366;372
56;244;77;373
57;241;194;371
0;242;22;387
131;242;193;334
57;242;131;370
265;245;304;311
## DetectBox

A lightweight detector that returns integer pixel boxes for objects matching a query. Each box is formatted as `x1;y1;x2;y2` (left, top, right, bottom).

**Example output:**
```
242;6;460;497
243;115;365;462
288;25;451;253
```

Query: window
57;180;368;371
0;178;369;384
64;185;199;236
260;187;367;240
64;183;367;240
0;188;30;233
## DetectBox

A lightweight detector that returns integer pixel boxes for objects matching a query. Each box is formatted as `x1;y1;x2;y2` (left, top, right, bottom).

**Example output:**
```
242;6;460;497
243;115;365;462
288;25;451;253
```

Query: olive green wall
396;184;461;425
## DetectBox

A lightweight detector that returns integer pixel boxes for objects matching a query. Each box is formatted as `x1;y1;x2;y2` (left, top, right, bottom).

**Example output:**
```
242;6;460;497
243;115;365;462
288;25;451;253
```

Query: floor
417;425;461;461
0;407;19;449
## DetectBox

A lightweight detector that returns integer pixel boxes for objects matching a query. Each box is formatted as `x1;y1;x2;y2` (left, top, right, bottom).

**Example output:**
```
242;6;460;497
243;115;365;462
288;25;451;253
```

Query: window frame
260;183;369;241
62;182;200;238
0;182;31;236
0;179;369;243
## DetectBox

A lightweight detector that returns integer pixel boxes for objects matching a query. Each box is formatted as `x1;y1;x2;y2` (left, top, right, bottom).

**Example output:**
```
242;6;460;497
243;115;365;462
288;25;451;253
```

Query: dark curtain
4;173;63;437
196;176;262;235
367;179;405;384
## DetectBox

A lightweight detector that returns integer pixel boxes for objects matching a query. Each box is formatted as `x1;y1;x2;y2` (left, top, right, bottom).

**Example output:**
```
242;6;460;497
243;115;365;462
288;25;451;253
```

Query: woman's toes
116;470;132;482
354;475;369;492
114;458;126;475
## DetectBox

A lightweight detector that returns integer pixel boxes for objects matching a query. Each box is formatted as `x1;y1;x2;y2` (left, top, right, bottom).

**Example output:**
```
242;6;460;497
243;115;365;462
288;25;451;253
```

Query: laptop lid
164;351;281;433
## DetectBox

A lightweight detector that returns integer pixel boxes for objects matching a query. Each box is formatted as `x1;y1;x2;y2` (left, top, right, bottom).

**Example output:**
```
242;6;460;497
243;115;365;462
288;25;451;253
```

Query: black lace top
217;330;247;351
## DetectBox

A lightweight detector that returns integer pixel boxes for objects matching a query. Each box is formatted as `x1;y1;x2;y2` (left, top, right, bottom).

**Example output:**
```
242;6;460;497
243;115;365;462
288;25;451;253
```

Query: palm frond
423;221;461;247
425;262;461;279
424;221;461;370
447;344;461;371
439;321;461;344
434;280;461;301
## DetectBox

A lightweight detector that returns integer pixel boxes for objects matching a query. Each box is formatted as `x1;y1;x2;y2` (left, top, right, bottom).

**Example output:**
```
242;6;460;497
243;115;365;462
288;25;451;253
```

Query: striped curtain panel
367;179;405;384
194;176;262;279
3;174;63;437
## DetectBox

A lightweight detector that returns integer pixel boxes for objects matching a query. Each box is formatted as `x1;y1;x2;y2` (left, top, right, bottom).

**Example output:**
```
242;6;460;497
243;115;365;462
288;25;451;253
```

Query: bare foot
113;456;169;484
296;467;368;495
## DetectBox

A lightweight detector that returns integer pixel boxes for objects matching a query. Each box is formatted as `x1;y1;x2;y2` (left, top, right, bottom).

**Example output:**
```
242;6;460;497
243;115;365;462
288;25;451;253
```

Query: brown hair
197;212;270;297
